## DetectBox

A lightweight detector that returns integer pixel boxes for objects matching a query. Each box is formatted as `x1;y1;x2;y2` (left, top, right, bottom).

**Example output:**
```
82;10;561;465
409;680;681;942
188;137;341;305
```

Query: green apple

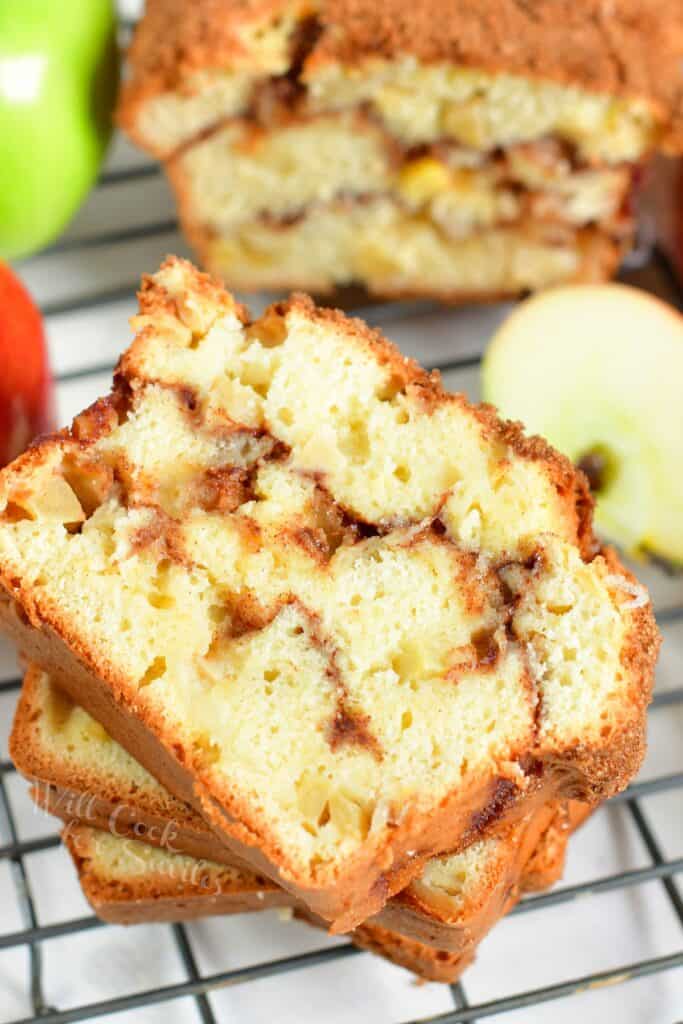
482;284;683;565
0;0;119;261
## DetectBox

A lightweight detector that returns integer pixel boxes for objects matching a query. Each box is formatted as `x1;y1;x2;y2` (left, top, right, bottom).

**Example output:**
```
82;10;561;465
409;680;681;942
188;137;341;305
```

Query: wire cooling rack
1;7;682;1021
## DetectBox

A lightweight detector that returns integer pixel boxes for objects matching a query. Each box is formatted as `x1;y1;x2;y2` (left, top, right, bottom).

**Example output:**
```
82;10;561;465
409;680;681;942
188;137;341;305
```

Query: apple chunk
482;284;683;565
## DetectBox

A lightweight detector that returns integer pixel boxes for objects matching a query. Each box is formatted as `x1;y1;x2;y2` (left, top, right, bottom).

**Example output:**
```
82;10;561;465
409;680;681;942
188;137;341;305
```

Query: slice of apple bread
62;822;291;924
0;257;658;929
61;822;470;982
13;665;589;952
120;1;683;162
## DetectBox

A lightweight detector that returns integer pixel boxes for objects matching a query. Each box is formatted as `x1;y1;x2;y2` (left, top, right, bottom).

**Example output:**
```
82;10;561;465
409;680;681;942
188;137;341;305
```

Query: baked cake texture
117;0;683;297
0;258;658;930
13;665;589;952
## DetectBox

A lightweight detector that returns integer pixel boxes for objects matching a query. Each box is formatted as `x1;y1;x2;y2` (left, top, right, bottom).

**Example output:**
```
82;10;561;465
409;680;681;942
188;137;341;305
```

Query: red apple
0;263;54;465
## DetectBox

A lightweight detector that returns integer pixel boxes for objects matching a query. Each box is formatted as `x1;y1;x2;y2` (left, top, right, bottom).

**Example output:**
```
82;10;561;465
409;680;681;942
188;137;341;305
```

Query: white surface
1;92;682;1024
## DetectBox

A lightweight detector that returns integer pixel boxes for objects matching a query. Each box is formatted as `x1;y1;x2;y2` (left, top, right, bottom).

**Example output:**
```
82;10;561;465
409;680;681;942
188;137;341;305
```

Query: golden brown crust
603;547;662;716
351;922;475;983
191;754;561;932
35;781;227;864
522;799;592;890
27;252;600;563
376;799;592;949
1;584;564;931
3;568;642;930
131;257;600;561
266;284;598;561
60;792;590;981
42;780;582;949
118;0;311;149
472;405;598;563
60;817;563;984
136;256;250;327
125;0;302;88
10;666;201;832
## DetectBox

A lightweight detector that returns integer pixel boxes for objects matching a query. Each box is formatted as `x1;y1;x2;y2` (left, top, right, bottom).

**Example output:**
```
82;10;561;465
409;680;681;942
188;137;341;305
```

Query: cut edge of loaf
61;805;587;982
373;800;591;948
12;664;201;833
61;817;578;983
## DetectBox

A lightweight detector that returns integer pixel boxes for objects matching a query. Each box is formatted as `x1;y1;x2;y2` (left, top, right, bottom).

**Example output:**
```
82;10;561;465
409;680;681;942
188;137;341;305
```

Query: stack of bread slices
1;258;659;980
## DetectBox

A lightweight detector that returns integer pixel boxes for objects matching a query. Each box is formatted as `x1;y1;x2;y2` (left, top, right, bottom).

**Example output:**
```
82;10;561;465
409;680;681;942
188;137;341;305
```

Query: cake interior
168;92;635;293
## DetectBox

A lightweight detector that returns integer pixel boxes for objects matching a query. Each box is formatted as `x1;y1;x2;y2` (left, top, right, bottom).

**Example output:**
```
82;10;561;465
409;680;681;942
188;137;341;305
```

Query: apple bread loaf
0;258;658;930
117;0;683;297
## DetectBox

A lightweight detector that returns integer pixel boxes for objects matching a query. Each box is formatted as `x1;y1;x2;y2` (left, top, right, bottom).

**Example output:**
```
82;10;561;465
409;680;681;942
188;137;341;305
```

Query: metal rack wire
1;101;683;1024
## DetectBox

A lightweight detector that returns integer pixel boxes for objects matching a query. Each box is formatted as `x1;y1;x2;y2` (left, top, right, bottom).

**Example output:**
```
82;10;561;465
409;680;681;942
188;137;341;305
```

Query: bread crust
0;528;654;927
373;801;591;950
0;589;580;933
125;0;303;87
40;781;583;951
54;784;589;947
350;922;475;983
308;1;683;151
117;4;679;301
12;670;201;833
62;823;292;924
124;256;601;564
117;0;314;151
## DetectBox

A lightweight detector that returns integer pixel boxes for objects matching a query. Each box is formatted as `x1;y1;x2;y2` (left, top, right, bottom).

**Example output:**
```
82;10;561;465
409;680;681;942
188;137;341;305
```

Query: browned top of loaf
125;0;309;88
124;0;683;148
